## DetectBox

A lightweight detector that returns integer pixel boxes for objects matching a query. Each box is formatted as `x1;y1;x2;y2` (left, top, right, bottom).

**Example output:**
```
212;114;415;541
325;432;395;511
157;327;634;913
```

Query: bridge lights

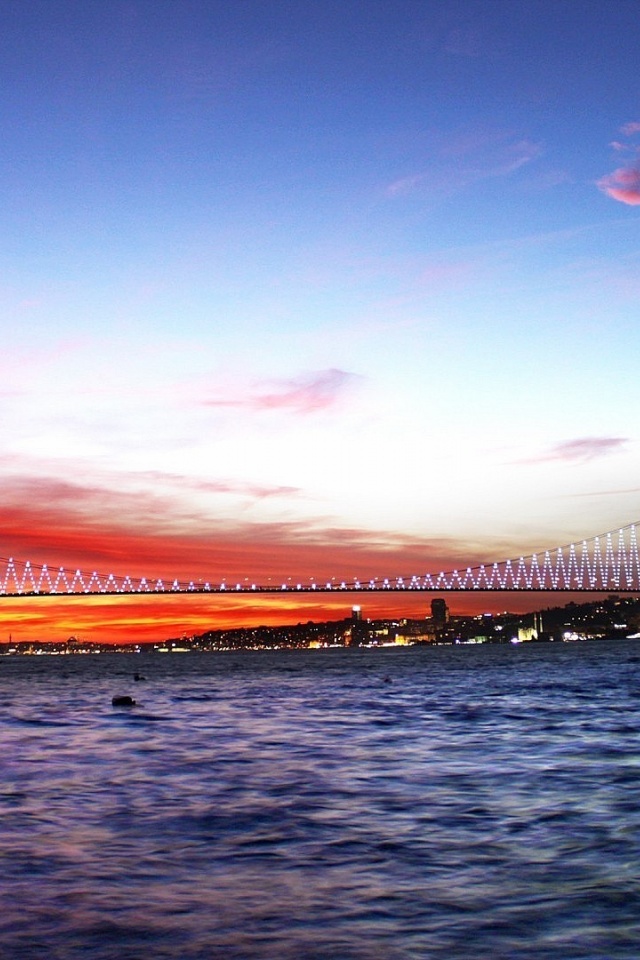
4;522;639;599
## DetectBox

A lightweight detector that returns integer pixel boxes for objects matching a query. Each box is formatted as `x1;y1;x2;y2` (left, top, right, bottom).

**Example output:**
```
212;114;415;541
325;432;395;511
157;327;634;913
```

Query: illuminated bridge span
1;522;640;598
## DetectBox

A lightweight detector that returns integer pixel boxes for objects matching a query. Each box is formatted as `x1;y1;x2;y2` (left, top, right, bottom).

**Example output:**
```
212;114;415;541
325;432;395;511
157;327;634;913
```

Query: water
1;641;640;959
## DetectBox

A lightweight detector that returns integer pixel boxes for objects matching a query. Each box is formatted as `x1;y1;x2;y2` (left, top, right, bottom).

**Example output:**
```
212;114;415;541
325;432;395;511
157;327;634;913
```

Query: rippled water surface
2;641;640;959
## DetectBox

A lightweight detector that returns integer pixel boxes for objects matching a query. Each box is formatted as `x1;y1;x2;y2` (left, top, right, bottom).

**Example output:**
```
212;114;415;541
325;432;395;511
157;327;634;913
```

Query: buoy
112;695;136;707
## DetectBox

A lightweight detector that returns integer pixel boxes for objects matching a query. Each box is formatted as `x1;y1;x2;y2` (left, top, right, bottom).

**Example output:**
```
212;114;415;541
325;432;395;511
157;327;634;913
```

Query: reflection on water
1;642;640;959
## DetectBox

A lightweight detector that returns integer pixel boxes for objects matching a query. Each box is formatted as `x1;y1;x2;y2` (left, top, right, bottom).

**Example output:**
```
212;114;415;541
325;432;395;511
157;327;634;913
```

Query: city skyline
1;1;639;642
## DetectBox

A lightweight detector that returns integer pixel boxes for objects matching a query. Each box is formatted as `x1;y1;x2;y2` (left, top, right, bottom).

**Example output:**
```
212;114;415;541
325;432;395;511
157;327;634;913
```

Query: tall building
431;598;449;631
350;605;369;645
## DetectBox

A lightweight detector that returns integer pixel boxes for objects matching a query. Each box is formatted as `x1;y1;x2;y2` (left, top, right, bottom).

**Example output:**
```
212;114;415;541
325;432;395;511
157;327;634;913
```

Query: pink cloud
610;140;631;152
620;121;640;136
140;472;300;500
525;437;627;464
205;369;360;414
598;166;640;205
189;479;299;499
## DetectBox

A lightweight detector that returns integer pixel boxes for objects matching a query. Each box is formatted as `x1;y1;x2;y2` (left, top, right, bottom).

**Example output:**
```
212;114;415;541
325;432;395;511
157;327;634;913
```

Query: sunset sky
1;0;639;643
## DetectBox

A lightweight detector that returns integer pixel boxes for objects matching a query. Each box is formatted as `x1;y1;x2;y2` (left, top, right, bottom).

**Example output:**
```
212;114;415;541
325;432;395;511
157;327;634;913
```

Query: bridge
0;522;639;598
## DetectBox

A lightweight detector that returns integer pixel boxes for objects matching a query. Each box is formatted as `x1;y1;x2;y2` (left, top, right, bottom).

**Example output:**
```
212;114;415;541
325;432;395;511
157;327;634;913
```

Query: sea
1;640;639;960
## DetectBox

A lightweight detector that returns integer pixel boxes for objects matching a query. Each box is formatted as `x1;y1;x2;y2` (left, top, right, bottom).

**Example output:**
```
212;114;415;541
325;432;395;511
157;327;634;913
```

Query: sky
1;0;639;643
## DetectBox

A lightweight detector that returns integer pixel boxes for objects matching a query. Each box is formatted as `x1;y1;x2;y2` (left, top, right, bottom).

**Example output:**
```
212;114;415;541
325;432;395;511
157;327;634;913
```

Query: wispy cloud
523;437;628;464
138;471;300;501
490;139;543;176
385;135;542;199
621;120;640;136
566;485;640;498
386;173;428;197
204;369;360;414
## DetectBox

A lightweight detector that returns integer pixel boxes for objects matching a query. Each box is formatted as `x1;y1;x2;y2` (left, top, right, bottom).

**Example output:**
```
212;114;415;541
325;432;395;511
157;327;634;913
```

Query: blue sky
0;0;639;639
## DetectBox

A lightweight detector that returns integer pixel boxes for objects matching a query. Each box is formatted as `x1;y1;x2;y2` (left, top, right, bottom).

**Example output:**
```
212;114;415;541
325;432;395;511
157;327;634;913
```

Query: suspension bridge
0;522;639;598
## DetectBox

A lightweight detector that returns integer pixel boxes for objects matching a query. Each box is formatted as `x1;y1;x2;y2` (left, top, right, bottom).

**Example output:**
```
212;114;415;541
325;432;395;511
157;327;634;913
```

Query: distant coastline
2;595;639;655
